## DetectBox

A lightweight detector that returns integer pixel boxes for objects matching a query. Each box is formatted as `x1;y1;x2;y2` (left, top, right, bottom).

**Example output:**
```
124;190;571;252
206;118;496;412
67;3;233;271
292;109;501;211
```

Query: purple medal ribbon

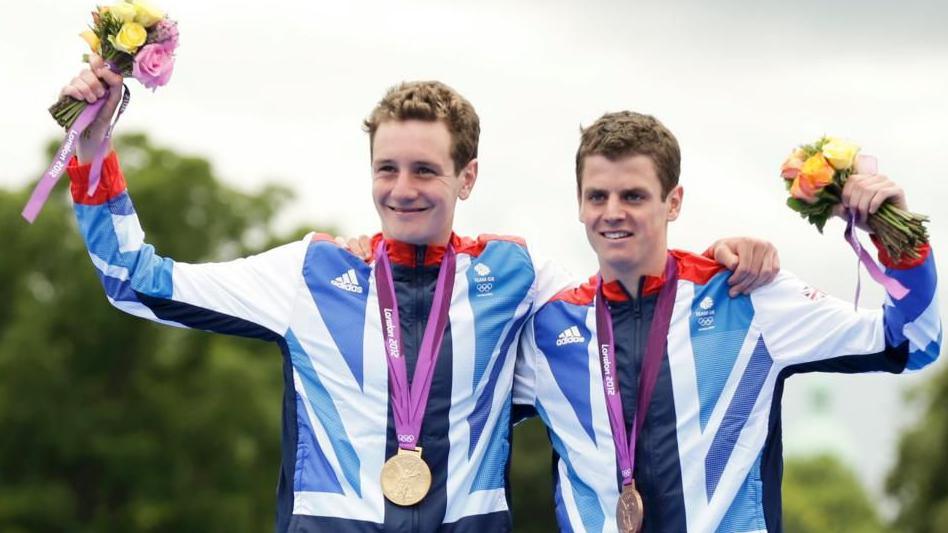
595;253;679;487
375;241;456;450
22;81;130;223
843;209;909;309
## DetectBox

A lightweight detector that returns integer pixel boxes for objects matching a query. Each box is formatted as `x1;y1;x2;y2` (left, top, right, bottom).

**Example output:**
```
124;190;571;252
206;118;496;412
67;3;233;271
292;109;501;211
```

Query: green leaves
783;454;886;533
786;196;833;233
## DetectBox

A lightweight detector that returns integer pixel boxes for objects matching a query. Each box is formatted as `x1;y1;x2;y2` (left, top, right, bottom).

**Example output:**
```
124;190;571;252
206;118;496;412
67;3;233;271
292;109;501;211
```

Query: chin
598;251;640;272
384;226;431;245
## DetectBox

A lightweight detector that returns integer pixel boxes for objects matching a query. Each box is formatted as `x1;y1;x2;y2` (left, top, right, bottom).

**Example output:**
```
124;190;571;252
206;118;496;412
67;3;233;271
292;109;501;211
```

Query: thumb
854;154;878;175
831;203;846;219
714;245;739;271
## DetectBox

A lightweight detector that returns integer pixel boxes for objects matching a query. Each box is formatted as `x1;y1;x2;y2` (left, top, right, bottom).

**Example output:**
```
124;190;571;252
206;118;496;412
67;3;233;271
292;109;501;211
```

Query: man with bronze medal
516;111;940;531
596;255;678;533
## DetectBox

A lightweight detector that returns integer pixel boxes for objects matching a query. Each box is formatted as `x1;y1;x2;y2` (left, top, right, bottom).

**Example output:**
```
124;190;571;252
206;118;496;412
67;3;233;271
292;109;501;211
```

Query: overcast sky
2;0;946;505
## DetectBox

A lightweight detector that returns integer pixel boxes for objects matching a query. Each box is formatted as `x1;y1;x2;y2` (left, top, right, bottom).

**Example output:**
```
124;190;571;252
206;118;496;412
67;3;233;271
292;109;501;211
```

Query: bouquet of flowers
48;1;178;129
21;0;177;223
780;136;928;260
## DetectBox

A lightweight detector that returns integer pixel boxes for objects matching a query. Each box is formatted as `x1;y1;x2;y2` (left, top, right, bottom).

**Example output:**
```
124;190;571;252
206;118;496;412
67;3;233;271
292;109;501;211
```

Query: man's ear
666;185;683;221
458;159;478;200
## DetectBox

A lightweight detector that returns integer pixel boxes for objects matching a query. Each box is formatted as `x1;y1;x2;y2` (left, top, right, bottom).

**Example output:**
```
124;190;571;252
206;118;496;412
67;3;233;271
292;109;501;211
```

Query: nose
389;170;418;203
603;195;625;223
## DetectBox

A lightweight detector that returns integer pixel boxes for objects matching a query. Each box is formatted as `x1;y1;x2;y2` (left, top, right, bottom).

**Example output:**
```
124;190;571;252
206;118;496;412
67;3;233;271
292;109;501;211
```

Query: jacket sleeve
752;243;940;374
530;250;578;309
513;315;540;406
68;151;308;340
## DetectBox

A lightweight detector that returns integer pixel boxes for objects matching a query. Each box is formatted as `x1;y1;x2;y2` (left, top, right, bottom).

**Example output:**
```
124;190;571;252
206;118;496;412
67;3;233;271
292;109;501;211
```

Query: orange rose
780;148;806;180
790;154;835;203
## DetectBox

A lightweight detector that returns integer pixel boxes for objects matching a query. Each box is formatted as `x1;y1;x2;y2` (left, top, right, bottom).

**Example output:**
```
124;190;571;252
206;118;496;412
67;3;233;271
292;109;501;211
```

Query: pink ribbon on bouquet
22;82;129;223
843;208;909;309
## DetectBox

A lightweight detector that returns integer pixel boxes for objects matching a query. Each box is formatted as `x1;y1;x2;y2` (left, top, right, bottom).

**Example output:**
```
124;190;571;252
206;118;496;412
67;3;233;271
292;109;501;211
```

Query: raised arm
756;161;939;373
62;62;307;340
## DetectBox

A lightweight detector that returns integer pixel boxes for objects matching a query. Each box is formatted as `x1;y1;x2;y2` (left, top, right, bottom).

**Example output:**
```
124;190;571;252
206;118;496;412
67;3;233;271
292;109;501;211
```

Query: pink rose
133;42;175;90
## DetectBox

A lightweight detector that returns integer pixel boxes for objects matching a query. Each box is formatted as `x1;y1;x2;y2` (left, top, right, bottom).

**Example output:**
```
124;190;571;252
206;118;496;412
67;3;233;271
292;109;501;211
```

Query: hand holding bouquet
22;1;178;223
49;1;178;128
780;137;929;261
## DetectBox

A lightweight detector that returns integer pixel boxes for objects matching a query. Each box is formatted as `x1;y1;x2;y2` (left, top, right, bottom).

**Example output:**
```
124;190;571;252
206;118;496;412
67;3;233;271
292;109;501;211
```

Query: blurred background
1;0;946;531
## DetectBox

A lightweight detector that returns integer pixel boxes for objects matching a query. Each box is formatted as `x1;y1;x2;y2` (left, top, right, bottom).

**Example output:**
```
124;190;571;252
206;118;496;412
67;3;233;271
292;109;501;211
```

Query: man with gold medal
515;112;941;531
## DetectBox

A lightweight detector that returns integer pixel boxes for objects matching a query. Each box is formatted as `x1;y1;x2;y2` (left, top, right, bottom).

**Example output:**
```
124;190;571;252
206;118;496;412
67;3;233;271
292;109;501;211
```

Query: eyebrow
372;159;444;171
584;187;648;195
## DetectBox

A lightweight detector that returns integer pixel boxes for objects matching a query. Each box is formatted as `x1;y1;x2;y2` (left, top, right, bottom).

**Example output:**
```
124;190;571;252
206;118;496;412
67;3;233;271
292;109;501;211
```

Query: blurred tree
887;361;948;533
782;454;886;533
0;134;315;532
510;418;557;532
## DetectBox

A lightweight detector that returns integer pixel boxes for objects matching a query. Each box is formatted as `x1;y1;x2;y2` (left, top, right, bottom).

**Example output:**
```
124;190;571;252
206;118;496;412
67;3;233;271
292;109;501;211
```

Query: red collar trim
370;233;462;267
551;249;726;305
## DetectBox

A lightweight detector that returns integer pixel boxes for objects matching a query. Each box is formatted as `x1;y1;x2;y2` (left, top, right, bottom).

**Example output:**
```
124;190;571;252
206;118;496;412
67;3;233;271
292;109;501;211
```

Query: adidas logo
555;326;585;346
331;268;363;294
473;263;492;277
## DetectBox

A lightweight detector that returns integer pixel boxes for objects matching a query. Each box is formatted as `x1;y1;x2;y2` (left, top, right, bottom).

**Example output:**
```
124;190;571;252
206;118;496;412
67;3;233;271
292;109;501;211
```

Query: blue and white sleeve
68;152;308;341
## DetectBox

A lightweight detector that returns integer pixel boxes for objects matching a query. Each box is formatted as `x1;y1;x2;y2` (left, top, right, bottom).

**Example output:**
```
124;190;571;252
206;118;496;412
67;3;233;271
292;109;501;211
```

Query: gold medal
380;447;432;506
617;482;644;533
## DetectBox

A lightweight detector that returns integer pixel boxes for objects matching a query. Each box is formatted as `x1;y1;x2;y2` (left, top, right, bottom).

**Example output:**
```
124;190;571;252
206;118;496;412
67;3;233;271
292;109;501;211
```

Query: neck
382;231;452;248
600;249;668;298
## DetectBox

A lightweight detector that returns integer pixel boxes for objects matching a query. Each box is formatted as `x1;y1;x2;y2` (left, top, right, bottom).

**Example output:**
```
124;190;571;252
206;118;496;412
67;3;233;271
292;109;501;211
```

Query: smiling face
579;153;682;282
371;119;477;245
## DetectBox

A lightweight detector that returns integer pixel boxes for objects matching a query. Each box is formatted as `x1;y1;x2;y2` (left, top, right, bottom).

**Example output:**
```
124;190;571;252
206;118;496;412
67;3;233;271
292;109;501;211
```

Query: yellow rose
821;137;861;171
80;30;101;54
109;1;138;23
109;22;147;54
132;0;165;28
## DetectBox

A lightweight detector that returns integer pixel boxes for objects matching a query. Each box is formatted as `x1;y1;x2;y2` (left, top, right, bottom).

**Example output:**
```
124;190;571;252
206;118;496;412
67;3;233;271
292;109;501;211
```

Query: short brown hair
363;81;480;174
575;111;680;198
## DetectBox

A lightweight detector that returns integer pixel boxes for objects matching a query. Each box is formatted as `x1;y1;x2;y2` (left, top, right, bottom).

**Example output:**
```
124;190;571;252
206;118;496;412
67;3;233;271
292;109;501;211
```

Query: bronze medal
380;447;432;506
616;482;644;533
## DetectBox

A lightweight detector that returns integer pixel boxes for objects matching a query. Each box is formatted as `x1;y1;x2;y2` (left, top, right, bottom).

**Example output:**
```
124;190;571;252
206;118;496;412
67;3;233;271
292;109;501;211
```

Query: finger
841;173;859;208
855;184;874;223
867;186;892;214
88;54;105;70
842;173;878;208
61;84;85;101
94;65;124;89
747;252;777;292
843;176;870;221
727;244;757;290
334;236;347;248
715;246;739;272
730;246;762;296
78;69;106;98
359;235;373;260
345;237;360;253
71;76;98;103
854;154;878;175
